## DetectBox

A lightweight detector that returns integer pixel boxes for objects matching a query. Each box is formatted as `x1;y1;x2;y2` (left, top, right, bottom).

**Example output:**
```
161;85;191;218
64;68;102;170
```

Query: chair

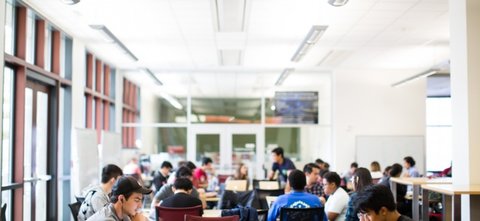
254;188;284;209
225;180;248;192
1;203;7;221
253;180;280;190
75;196;85;203
279;207;325;221
155;205;202;221
68;201;82;221
257;209;268;221
185;214;239;221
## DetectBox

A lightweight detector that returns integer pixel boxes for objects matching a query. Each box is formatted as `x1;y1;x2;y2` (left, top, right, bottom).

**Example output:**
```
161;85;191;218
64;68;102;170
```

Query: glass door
23;81;52;221
189;125;264;179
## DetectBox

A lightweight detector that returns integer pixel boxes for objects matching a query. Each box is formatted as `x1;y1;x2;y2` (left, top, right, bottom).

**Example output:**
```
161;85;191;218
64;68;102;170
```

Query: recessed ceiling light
328;0;348;7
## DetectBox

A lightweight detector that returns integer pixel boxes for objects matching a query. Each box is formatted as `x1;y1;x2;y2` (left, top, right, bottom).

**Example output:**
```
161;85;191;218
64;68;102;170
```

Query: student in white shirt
322;172;349;221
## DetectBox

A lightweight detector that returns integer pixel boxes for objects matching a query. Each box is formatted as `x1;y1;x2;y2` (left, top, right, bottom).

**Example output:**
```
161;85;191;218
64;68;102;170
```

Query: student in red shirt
193;157;213;189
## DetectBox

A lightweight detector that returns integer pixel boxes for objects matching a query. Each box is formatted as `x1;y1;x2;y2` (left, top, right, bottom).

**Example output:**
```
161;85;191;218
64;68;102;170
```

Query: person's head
383;166;392;176
322;171;341;195
370;161;381;172
111;176;152;216
271;147;284;163
201;157;213;170
350;162;359;174
288;169;307;191
389;163;403;178
160;161;173;175
173;177;193;193
324;162;330;170
235;163;248;180
303;163;321;185
175;166;193;180
352;167;373;192
186;161;197;171
130;157;138;164
315;158;325;170
101;164;123;185
403;156;416;169
355;185;398;221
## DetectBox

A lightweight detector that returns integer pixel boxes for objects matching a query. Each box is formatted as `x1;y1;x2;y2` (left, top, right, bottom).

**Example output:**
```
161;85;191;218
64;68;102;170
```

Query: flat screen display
274;91;318;124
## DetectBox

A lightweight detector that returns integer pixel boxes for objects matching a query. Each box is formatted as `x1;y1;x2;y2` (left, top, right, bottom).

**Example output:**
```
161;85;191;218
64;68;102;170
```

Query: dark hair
315;159;324;164
234;163;248;180
351;162;359;168
201;157;213;166
323;171;341;187
389;163;403;177
383;166;392;176
324;162;330;169
353;168;373;192
186;161;197;170
288;170;307;190
111;192;134;203
303;163;321;174
101;164;123;184
320;169;330;178
355;185;396;214
161;161;173;169
403;156;416;167
271;147;284;158
174;177;193;191
176;166;193;178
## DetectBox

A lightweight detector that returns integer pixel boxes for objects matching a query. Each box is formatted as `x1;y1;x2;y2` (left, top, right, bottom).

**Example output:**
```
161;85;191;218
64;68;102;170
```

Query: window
265;127;300;160
122;79;140;148
26;9;36;64
191;98;261;124
4;0;15;54
426;97;452;171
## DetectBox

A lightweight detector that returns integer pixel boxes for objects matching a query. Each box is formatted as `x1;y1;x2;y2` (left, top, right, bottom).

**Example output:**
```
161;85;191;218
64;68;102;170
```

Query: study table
390;177;452;221
421;184;480;221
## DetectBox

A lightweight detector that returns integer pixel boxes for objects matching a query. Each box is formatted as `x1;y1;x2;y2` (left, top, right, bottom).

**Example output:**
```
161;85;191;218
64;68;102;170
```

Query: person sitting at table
151;161;172;192
323;171;349;221
355;185;413;221
86;176;152;221
369;161;383;180
193;157;213;189
403;156;420;177
345;168;373;221
378;163;409;217
284;163;324;197
233;163;249;180
267;170;322;221
159;177;204;215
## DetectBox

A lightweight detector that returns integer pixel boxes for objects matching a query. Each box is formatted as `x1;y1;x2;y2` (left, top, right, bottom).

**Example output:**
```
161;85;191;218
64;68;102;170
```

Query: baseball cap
112;176;152;196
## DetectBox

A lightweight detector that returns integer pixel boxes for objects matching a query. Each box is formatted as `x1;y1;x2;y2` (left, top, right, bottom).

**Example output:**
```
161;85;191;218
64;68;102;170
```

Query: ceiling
25;0;450;98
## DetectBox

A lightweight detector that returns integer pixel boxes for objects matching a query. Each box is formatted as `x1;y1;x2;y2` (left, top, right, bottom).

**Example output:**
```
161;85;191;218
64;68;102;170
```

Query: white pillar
0;0;6;206
450;0;480;220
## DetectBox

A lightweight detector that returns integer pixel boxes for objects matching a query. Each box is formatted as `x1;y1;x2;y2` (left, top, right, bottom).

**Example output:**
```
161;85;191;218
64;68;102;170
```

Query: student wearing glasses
355;185;413;221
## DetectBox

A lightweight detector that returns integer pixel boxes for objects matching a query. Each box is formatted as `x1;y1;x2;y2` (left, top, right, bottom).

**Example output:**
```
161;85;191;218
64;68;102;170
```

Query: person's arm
267;201;280;221
268;163;278;180
90;194;109;214
327;212;340;221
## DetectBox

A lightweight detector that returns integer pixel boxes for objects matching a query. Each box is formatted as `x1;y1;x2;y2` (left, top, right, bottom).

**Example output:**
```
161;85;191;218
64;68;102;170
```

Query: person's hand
319;196;326;205
130;213;147;221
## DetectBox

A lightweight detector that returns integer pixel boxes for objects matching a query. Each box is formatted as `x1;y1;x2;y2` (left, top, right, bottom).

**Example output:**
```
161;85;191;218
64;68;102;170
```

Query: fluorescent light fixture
144;68;163;85
291;26;328;62
328;0;349;7
89;25;139;61
160;92;183;110
61;0;80;5
275;68;295;86
391;69;439;87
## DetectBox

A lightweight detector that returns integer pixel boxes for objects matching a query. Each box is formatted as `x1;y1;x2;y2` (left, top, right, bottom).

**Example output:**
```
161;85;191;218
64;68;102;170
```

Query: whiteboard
355;136;425;175
100;131;122;167
72;128;99;194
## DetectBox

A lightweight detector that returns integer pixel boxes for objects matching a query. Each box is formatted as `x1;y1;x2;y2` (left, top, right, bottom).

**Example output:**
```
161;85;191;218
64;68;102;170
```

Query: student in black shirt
151;161;173;192
355;185;413;221
159;178;203;215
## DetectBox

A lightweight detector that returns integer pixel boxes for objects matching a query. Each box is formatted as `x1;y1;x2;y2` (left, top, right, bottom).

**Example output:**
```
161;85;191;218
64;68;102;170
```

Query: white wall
140;87;161;155
334;69;426;172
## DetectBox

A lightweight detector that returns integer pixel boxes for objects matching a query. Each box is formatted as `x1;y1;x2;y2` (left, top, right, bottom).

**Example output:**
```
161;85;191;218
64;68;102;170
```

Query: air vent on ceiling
214;0;247;32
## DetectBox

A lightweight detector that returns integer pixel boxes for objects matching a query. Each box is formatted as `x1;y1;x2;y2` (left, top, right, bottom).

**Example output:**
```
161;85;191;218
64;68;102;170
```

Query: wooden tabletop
421;184;480;195
390;177;452;185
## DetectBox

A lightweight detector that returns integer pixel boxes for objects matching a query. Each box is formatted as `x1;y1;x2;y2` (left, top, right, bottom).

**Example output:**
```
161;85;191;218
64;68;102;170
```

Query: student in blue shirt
268;147;296;184
267;170;322;221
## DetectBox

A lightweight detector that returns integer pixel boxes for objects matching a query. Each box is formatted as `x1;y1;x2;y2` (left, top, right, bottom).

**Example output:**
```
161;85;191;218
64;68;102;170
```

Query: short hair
351;162;359;168
315;159;324;164
101;164;123;184
323;171;341;187
324;162;330;169
161;161;173;169
403;156;416;167
186;161;197;170
303;163;321;174
174;177;193;191
389;163;403;177
271;147;284;158
383;166;392;176
288;170;307;190
355;185;396;214
353;168;373;192
370;161;381;172
175;166;193;178
201;157;213;166
319;169;330;178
